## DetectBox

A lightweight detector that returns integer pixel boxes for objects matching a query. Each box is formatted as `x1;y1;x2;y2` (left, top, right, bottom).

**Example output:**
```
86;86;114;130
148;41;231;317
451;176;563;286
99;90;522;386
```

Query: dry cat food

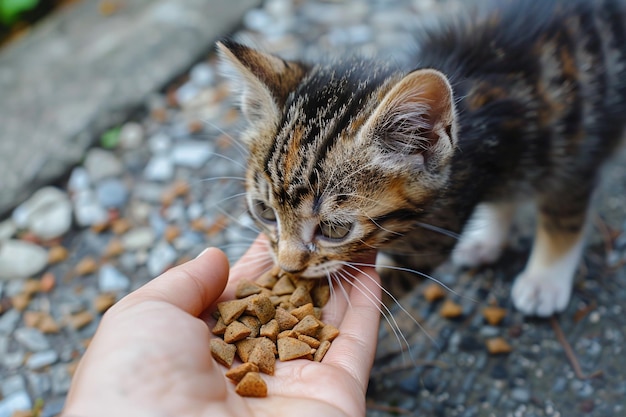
210;267;339;397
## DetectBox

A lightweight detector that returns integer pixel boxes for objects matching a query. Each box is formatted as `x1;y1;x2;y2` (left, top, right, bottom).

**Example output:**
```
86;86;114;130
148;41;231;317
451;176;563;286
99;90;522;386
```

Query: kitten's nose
277;239;309;275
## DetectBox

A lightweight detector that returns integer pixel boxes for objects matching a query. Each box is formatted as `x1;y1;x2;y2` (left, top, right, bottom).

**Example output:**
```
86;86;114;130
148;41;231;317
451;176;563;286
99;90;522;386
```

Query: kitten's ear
364;68;458;170
217;40;307;128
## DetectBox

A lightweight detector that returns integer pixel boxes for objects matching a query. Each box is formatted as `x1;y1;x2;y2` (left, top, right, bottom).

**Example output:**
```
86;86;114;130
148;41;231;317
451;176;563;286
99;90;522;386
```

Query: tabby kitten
218;0;626;317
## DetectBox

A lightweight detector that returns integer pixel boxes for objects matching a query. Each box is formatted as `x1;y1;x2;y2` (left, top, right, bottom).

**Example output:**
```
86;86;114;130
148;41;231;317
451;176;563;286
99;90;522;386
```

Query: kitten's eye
253;200;277;223
318;221;352;240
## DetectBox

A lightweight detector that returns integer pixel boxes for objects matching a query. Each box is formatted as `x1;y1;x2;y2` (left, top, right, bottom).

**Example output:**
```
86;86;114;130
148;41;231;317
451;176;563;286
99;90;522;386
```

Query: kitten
218;0;626;317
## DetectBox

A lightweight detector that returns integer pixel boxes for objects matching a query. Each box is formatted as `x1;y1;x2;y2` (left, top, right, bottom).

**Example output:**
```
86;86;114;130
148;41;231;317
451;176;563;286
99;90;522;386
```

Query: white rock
0;219;16;241
171;141;213;168
13;327;50;351
189;62;215;87
144;155;174;181
84;148;123;181
148;132;172;154
26;350;59;370
119;122;145;149
0;391;32;417
72;190;108;227
1;374;25;397
121;227;156;251
0;240;48;280
98;264;130;292
175;82;201;107
12;187;72;240
67;166;91;193
147;241;177;276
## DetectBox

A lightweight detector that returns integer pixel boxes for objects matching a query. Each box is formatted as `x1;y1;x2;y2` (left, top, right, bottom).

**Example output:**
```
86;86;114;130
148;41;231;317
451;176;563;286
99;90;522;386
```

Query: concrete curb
0;0;260;215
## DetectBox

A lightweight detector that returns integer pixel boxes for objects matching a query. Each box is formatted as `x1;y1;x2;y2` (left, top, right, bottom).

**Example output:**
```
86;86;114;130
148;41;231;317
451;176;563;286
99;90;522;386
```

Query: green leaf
0;0;40;25
100;127;122;149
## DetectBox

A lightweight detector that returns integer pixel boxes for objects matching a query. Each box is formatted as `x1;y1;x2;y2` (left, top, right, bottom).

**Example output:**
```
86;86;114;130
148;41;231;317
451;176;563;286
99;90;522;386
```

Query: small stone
103;239;124;258
225;362;259;383
11;293;31;311
423;283;447;302
121;227;155;250
171;141;214;168
67;167;90;193
93;293;116;313
440;299;463;319
98;264;130;292
39;272;56;293
164;225;181;243
84;148;123;181
74;257;98;276
111;218;132;235
12;187;72;240
14;327;50;351
0;391;32;417
510;387;531;403
486;337;513;355
148;132;171;153
235;372;267;397
68;311;94;330
47;246;68;264
0;218;17;240
144;155;174;182
210;338;236;368
23;311;44;328
22;279;41;295
37;315;60;334
96;179;129;209
0;309;21;335
119;122;144;149
26;350;59;370
147;241;177;276
189;62;215;87
0;240;48;280
483;306;507;326
277;337;313;361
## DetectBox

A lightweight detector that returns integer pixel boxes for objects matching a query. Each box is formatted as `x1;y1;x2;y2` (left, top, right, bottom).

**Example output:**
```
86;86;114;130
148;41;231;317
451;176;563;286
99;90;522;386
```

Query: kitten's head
218;40;458;277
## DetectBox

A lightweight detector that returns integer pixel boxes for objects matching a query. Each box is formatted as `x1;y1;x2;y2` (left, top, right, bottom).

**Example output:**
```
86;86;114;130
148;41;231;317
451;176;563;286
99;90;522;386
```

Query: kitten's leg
452;201;515;268
511;208;586;317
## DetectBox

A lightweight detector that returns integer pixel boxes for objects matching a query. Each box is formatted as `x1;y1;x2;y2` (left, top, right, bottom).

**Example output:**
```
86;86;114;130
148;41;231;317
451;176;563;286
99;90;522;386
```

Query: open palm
63;236;381;417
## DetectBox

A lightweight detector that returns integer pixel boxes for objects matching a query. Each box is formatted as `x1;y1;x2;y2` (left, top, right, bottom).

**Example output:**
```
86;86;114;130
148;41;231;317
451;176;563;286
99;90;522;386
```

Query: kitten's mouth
296;251;378;279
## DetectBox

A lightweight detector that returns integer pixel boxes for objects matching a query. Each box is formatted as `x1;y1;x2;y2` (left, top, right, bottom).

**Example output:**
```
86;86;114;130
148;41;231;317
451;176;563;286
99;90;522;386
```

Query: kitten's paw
451;233;504;268
511;271;573;317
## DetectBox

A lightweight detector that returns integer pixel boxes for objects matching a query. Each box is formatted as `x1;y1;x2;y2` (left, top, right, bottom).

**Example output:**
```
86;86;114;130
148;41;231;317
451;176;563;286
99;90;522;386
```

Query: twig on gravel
366;400;414;415
550;316;603;380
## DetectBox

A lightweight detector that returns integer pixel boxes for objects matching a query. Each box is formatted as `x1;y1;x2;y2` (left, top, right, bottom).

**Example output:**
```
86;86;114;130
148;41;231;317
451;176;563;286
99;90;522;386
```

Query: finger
125;248;230;316
323;265;382;393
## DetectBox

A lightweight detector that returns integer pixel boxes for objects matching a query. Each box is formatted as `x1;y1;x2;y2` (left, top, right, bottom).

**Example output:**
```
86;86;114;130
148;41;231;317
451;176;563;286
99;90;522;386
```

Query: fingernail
195;248;209;259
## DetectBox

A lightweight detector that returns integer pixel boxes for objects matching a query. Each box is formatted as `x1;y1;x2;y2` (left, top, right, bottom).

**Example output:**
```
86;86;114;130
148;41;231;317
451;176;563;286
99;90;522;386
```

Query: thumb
127;248;230;317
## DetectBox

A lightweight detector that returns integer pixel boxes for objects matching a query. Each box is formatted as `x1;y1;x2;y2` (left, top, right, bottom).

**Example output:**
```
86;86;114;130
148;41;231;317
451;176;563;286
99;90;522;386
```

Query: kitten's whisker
415;221;461;240
207;152;247;171
351;261;479;304
196;176;246;184
341;262;439;353
213;206;261;235
202;119;249;159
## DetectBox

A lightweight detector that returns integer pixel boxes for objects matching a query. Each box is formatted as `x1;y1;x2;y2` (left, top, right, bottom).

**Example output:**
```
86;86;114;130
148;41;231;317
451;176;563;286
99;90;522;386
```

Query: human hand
62;235;382;417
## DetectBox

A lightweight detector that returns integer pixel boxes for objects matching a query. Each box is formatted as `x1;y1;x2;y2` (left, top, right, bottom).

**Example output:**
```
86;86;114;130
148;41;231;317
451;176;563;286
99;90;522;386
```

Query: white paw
511;271;573;317
452;236;504;268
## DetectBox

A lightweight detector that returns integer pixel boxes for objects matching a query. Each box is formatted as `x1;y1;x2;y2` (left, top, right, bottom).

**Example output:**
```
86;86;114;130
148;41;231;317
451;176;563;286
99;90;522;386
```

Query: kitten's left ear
217;40;308;130
363;68;458;171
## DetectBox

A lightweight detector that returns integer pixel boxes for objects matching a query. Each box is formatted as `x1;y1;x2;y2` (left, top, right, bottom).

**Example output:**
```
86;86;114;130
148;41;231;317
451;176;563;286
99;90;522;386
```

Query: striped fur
219;0;626;316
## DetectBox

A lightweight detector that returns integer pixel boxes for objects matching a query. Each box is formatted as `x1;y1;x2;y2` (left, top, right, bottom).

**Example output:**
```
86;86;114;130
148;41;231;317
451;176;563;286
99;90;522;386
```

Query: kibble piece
255;268;279;289
239;315;261;338
290;303;315;321
225;362;260;383
314;340;332;362
272;275;295;295
440;299;463;318
318;324;339;342
260;319;280;342
298;334;321;349
235;338;258;363
247;294;275;324
482;306;507;326
235;372;267;397
224;321;252;344
278;329;299;339
217;299;248;325
211;316;227;336
278;337;314;361
486;337;513;355
236;280;264;298
289;285;313;307
423;283;446;302
248;337;277;375
210;338;236;368
292;315;321;337
311;285;331;307
275;307;299;331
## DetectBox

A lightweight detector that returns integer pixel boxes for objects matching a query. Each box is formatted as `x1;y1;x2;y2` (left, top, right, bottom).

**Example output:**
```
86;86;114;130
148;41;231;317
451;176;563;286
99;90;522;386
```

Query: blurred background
0;1;625;416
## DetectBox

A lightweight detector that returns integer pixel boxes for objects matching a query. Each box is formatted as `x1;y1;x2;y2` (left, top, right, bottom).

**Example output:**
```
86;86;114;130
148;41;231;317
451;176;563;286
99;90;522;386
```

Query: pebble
12;187;72;240
47;246;69;264
67;166;91;193
121;227;156;250
510;387;531;403
0;309;21;335
72;190;108;227
74;257;99;276
171;141;214;168
1;374;25;397
144;155;175;181
0;391;32;417
0;219;16;241
96;178;129;208
0;240;48;280
26;350;59;370
13;327;50;351
98;264;130;292
147;241;177;276
93;293;116;313
189;62;215;87
84;148;124;181
68;311;94;330
119;121;145;149
148;132;172;154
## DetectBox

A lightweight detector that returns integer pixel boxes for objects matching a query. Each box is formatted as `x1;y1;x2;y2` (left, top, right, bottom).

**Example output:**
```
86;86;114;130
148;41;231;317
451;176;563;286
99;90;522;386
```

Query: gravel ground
1;1;625;416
